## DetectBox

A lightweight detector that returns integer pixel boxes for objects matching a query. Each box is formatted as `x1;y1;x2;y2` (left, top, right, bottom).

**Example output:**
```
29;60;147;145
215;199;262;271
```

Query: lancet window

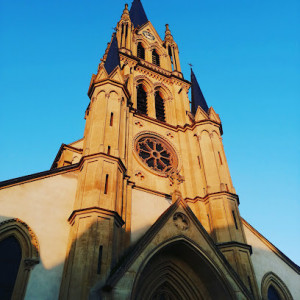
137;42;145;59
155;91;166;122
152;49;160;66
136;84;148;115
168;46;174;70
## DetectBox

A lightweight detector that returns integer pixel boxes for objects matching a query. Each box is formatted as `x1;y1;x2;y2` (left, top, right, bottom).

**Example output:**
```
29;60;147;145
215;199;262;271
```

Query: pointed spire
191;68;209;114
121;3;130;21
129;0;148;28
104;33;120;75
164;24;174;42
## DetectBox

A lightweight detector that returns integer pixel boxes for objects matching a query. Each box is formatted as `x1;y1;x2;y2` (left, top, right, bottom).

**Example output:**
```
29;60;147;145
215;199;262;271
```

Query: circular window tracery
135;135;178;175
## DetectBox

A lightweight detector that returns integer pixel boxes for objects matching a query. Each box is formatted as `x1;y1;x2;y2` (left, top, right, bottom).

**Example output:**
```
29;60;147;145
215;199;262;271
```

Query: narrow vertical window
110;112;113;126
137;42;145;59
104;174;109;194
232;210;238;229
152;49;160;66
168;46;174;71
136;84;148;115
107;146;111;155
97;245;103;274
218;151;223;165
155;91;165;122
197;155;201;168
225;184;229;192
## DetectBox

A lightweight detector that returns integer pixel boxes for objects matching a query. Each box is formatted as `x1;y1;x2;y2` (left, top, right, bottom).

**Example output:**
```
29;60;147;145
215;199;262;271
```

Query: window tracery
135;134;178;175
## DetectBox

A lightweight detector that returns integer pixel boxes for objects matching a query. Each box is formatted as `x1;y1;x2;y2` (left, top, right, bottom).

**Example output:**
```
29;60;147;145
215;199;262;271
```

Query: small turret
116;4;133;54
164;24;181;74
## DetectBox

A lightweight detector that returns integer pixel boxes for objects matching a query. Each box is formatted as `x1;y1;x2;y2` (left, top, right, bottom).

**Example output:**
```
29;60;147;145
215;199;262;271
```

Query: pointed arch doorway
132;239;236;300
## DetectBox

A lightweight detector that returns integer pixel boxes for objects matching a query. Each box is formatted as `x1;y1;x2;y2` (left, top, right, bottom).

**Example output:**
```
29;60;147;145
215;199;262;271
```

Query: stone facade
0;1;299;299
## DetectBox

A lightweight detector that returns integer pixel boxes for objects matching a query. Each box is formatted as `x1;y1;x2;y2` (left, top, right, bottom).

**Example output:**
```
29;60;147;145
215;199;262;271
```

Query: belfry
0;1;299;299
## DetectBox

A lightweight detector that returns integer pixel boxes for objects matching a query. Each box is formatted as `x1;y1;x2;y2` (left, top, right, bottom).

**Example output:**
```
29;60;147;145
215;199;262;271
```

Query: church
0;0;299;299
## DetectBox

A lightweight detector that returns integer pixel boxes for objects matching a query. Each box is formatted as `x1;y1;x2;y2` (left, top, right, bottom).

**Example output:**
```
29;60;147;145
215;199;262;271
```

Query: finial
164;24;173;42
121;3;130;21
188;63;193;69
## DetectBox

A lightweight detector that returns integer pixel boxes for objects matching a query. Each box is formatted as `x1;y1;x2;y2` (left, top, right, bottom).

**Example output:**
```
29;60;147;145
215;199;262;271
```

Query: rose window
135;135;178;175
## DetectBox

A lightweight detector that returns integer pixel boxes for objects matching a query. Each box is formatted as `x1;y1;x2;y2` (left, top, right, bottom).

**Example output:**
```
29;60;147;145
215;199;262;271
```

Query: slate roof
129;0;148;28
104;33;120;75
191;68;209;114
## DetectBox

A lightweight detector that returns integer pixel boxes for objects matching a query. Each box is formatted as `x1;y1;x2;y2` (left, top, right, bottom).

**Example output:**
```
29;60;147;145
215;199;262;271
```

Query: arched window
137;42;145;60
0;219;39;299
152;49;160;66
137;84;148;115
0;236;22;300
261;272;293;300
268;285;282;300
155;91;166;122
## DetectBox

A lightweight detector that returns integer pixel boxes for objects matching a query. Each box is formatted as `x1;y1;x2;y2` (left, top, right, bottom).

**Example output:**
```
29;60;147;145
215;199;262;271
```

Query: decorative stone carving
24;258;39;270
166;131;174;138
134;134;178;175
134;121;144;127
134;170;145;180
173;212;189;231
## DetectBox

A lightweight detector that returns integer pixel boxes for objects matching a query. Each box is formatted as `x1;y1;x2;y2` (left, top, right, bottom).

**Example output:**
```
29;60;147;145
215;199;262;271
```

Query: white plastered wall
130;189;171;243
0;172;78;299
243;223;300;299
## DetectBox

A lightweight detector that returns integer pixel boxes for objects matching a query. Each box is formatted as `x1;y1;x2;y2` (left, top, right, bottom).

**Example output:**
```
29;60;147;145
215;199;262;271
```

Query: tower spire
129;0;148;28
104;33;120;75
191;68;209;114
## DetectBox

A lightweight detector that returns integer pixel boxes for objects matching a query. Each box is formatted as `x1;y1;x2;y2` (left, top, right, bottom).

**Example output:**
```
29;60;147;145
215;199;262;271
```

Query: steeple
191;68;209;114
104;33;120;75
129;0;148;28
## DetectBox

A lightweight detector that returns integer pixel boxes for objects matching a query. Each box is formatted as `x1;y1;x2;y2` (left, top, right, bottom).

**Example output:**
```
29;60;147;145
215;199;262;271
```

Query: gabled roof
129;0;148;28
104;33;120;75
102;197;251;298
191;68;209;114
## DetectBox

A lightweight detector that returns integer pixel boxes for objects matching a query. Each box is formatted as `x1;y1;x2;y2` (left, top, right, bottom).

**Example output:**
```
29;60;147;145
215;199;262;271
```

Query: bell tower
59;0;259;298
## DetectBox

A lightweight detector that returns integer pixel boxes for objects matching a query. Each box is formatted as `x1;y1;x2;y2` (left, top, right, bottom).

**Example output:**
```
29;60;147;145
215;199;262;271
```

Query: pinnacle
164;24;173;42
121;3;130;21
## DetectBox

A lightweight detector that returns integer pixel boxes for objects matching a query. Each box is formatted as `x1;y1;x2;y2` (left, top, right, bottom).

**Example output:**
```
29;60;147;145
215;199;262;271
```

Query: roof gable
101;196;251;298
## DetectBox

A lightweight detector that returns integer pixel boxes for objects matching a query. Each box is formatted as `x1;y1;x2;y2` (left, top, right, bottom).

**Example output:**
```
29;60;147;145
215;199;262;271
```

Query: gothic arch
0;218;39;299
131;237;236;300
134;75;153;93
153;82;173;101
261;272;293;300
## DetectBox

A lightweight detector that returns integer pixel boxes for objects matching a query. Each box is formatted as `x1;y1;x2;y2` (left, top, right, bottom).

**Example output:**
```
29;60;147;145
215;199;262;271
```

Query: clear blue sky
1;0;299;265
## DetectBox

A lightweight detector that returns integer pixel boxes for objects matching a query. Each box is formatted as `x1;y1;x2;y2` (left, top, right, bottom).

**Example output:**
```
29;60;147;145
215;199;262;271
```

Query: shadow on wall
0;213;297;300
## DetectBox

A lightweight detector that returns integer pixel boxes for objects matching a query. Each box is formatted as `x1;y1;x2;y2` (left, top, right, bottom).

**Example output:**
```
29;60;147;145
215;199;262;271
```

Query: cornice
88;77;130;99
133;112;222;134
0;163;80;190
68;207;125;227
242;218;300;274
216;241;253;255
119;52;190;87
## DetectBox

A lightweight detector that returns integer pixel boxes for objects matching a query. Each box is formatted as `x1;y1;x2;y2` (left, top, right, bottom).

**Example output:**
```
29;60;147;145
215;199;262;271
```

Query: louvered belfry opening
137;84;148;115
155;91;165;122
152;49;160;66
137;42;145;59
